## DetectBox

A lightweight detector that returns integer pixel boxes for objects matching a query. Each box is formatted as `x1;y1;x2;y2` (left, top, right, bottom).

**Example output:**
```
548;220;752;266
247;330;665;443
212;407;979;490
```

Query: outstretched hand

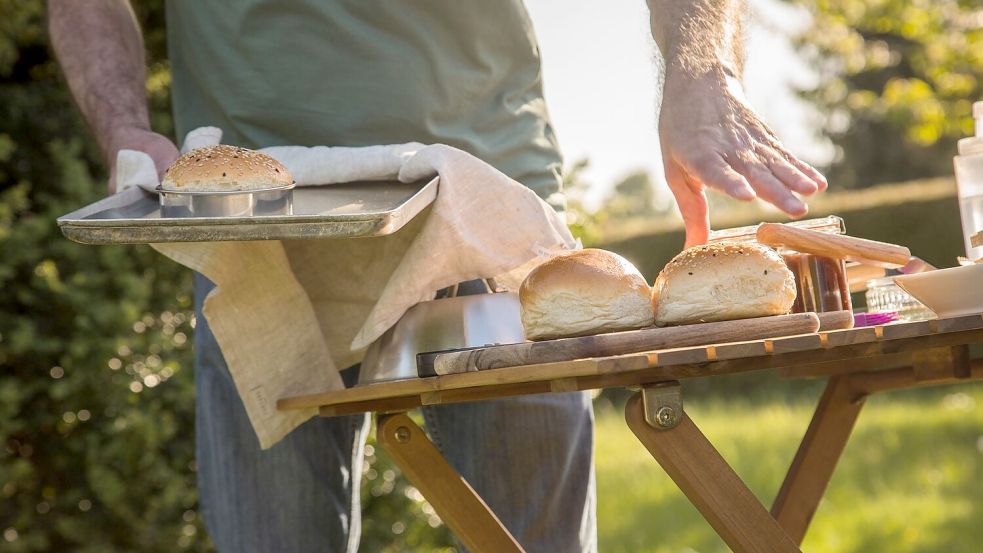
659;68;827;248
106;126;179;194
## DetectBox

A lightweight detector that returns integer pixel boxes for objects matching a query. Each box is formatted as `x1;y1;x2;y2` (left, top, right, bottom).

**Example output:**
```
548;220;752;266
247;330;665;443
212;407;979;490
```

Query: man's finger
108;165;118;195
664;160;710;248
769;143;828;192
731;159;808;216
764;150;819;196
685;152;756;201
789;157;828;192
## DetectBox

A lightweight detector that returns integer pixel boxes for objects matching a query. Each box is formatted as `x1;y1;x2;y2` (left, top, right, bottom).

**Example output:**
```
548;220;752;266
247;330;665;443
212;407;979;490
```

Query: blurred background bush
0;0;979;551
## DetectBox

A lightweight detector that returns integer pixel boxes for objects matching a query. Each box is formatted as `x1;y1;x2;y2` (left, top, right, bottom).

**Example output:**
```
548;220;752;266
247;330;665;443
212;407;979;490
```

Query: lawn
594;377;983;553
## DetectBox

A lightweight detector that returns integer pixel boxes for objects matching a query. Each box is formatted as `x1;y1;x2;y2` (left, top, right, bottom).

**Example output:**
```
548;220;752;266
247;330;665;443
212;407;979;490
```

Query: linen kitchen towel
116;128;576;448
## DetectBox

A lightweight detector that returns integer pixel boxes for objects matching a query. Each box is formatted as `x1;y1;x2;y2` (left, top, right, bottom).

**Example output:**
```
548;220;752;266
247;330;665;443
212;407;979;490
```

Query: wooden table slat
278;314;983;413
822;326;880;348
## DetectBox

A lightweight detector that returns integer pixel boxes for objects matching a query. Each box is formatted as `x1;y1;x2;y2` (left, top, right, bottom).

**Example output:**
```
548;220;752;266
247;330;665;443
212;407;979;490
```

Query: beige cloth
117;128;576;448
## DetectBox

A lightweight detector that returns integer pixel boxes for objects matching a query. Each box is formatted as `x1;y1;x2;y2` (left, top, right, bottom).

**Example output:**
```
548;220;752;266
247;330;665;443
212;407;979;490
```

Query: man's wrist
664;62;747;103
665;60;739;86
102;122;151;153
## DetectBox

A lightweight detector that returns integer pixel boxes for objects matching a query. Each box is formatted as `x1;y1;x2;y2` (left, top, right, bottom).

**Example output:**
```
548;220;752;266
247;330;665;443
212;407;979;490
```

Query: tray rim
155;182;296;196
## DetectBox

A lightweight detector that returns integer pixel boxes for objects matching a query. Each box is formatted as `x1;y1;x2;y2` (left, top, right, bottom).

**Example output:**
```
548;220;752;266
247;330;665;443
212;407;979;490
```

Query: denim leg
422;392;597;553
194;274;369;553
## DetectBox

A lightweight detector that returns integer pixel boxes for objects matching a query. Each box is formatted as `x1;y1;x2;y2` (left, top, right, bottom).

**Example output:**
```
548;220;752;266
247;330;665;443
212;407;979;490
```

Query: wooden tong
756;222;911;268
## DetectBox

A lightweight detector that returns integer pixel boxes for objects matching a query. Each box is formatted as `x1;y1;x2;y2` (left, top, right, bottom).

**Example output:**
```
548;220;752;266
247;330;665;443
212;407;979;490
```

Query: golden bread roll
519;249;655;340
653;242;795;325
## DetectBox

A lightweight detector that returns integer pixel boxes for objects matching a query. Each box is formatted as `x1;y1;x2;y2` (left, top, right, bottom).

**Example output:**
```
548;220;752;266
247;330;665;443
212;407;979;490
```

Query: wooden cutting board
432;312;822;375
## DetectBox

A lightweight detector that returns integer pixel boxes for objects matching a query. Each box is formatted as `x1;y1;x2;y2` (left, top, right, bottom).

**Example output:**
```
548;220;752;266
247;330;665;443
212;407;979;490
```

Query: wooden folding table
278;313;983;553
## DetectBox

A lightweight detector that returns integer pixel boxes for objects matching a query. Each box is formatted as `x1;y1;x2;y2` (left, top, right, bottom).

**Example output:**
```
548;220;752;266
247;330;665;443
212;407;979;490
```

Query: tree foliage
1;1;447;551
603;171;660;219
794;0;983;188
0;1;208;550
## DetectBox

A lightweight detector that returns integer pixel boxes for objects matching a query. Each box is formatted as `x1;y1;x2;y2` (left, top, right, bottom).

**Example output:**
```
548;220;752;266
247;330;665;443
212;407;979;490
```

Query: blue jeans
194;274;597;552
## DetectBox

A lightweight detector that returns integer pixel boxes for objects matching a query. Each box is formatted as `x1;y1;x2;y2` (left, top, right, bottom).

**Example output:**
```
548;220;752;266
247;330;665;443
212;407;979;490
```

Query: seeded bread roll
519;249;655;341
653;242;796;325
160;145;293;192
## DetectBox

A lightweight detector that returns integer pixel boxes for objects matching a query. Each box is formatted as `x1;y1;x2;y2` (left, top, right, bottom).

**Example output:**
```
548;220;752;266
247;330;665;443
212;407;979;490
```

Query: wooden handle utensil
846;263;887;293
433;312;820;374
816;310;854;331
756;223;910;268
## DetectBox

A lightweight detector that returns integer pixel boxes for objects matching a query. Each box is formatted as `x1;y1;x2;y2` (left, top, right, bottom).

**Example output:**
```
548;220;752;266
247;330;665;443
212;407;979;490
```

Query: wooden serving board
432;312;821;375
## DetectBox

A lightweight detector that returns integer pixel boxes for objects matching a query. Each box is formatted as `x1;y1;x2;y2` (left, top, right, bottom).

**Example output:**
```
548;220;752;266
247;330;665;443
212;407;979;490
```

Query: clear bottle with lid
954;101;983;259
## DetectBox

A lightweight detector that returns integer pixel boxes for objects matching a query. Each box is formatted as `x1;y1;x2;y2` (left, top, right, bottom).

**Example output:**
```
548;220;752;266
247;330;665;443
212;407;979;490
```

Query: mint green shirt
166;0;565;206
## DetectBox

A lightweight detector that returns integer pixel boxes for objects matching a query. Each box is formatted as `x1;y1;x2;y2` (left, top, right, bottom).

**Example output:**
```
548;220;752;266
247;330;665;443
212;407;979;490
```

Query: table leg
770;375;864;544
625;394;801;553
376;412;525;553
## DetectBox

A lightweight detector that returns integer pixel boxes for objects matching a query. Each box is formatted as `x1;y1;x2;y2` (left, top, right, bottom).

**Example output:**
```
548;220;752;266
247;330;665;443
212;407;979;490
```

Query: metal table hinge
641;381;683;430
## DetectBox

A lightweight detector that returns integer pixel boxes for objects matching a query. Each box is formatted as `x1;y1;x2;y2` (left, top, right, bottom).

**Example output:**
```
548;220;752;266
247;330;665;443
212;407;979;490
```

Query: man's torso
167;0;564;202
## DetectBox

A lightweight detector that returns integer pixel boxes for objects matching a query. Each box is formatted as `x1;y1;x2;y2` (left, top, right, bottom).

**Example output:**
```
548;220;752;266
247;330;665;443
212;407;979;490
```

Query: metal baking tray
58;177;438;244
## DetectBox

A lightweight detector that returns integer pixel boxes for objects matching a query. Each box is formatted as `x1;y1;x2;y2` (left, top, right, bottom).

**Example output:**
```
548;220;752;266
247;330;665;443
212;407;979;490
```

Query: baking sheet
58;178;438;244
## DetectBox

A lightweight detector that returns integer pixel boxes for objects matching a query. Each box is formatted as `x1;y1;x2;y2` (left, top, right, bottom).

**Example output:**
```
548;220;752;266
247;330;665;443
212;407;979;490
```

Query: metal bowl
358;282;525;384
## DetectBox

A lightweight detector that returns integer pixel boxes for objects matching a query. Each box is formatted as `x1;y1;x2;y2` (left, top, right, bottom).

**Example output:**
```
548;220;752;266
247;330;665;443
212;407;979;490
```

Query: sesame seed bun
519;249;655;341
653;242;796;325
160;145;294;192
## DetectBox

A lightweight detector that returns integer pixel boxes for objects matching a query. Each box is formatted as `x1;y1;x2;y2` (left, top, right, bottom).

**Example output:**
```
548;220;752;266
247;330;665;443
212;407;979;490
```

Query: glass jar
709;216;852;313
784;252;851;313
865;277;935;322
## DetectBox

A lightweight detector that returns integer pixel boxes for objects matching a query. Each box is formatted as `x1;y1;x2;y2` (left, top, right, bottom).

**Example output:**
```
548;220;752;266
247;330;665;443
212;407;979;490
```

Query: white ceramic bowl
894;263;983;319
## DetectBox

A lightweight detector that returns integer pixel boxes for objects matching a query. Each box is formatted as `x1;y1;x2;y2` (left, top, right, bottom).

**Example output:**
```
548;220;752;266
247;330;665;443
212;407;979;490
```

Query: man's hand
660;68;827;247
647;0;829;248
105;126;179;193
49;1;174;195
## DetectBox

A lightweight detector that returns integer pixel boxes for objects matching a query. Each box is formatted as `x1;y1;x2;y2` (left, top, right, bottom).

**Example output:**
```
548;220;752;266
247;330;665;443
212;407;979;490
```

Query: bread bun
653;242;795;325
519;249;655;340
161;145;293;192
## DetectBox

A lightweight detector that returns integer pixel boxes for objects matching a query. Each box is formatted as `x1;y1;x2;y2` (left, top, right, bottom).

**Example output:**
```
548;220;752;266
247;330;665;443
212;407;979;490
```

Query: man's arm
49;0;178;192
648;0;827;247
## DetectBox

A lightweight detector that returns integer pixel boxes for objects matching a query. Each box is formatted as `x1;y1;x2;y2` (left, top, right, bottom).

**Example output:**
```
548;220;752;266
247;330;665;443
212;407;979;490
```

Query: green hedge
0;2;447;550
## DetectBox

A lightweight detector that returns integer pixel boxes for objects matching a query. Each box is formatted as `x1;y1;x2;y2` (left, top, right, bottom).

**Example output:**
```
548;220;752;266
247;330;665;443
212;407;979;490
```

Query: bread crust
160;145;294;192
519;249;655;340
653;242;796;325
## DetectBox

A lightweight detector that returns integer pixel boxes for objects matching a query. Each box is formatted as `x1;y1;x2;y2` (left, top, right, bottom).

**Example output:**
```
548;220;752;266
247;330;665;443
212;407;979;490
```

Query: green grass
594;381;983;553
